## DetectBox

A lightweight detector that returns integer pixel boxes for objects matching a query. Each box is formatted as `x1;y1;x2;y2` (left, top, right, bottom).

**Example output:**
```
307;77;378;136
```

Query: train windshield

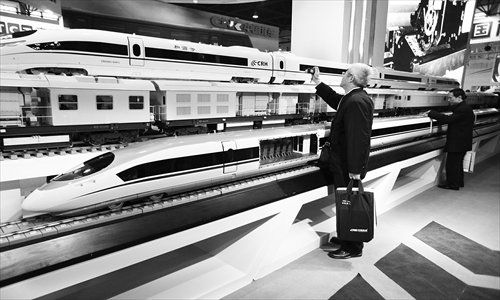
0;30;37;41
52;152;115;181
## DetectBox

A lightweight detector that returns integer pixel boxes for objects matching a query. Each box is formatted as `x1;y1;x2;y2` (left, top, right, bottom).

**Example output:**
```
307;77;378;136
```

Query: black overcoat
428;102;474;152
316;83;374;187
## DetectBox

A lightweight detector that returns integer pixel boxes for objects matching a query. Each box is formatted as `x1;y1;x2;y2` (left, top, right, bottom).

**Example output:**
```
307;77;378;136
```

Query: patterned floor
224;155;500;300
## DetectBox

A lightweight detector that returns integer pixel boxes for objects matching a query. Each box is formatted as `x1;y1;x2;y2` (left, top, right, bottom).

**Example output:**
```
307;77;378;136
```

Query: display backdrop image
462;3;500;91
384;0;476;82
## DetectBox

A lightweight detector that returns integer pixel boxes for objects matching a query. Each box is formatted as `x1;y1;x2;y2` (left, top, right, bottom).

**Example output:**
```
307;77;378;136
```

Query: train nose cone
22;189;49;213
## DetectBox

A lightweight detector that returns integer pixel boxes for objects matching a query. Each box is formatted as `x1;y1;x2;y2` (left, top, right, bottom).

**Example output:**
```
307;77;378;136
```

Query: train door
127;37;145;67
221;141;237;173
272;54;286;82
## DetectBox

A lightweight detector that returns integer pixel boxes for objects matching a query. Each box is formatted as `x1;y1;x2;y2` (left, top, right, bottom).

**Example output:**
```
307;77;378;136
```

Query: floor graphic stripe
414;221;500;277
329;273;384;300
375;243;468;300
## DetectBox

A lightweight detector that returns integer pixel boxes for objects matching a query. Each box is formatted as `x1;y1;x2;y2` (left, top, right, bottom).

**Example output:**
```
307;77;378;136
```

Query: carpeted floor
414;221;500;277
225;154;500;300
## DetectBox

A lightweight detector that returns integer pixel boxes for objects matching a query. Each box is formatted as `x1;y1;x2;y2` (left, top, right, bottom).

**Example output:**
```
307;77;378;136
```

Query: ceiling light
252;11;259;19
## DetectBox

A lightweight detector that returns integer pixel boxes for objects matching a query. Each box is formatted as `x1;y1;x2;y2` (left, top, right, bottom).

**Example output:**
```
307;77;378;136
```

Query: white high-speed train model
0;28;460;90
21;109;500;216
21;124;326;215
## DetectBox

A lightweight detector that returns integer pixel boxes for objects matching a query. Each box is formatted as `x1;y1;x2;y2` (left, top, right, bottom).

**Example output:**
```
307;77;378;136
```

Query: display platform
1;129;498;299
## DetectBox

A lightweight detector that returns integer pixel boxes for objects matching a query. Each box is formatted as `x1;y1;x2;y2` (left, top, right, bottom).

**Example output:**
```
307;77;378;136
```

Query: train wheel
108;202;124;211
149;193;165;201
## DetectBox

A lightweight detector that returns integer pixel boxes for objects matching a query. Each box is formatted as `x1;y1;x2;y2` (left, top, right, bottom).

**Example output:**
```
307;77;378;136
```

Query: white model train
1;29;498;150
21;110;500;216
1;29;460;90
1;71;498;150
21;124;326;215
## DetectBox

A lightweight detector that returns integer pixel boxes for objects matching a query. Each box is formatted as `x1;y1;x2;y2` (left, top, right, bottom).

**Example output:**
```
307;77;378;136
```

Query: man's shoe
329;236;342;245
329;248;345;255
328;250;362;259
438;184;459;190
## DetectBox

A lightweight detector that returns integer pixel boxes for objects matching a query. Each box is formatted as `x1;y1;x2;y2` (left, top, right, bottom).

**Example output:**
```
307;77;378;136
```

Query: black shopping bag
335;179;376;242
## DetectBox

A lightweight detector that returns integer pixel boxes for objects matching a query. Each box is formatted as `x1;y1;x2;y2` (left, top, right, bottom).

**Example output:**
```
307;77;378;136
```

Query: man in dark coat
424;88;474;190
311;64;374;259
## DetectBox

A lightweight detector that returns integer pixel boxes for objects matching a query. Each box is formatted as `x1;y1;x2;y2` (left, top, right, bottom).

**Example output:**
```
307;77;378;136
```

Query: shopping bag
463;150;476;173
335;179;376;242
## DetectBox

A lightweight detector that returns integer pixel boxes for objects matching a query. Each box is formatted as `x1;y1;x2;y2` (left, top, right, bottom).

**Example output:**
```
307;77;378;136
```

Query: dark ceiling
175;0;500;29
173;0;498;48
174;0;292;31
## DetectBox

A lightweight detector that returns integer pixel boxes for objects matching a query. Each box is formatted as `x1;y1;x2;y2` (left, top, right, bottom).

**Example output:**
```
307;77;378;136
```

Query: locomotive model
21;124;326;215
21;108;500;216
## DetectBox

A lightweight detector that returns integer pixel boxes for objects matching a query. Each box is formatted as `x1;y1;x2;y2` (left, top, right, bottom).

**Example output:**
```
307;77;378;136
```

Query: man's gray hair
349;63;374;88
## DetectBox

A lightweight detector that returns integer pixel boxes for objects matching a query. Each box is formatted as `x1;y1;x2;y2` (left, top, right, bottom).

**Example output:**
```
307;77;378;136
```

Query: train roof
111;124;328;163
0;73;155;90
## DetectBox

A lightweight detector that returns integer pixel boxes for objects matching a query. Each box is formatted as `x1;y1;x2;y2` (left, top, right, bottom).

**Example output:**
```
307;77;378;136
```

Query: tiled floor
224;154;500;299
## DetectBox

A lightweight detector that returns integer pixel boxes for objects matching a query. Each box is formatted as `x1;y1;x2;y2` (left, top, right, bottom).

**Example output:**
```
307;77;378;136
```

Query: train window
129;96;144;109
198;107;211;114
53;152;115;181
132;44;141;57
97;96;113;110
217;106;229;114
177;107;191;115
58;95;78;110
177;94;191;103
28;41;128;55
217;94;229;102
197;94;210;103
117;148;259;182
145;47;248;66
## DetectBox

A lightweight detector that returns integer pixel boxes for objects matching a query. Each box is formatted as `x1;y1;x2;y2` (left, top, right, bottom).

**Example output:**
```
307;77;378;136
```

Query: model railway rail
0;165;331;287
2;125;500;287
0;134;171;160
0;164;316;249
0;143;126;161
4;120;500;246
1;108;498;160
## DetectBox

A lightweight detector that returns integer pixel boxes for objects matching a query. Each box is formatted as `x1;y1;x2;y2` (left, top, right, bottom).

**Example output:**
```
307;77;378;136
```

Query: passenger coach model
0;29;498;150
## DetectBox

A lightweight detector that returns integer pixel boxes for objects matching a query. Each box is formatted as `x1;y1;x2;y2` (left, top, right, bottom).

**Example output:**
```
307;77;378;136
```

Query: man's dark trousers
446;151;466;188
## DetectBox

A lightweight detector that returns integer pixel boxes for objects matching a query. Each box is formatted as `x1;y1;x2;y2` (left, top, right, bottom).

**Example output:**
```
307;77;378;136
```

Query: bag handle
347;179;364;194
347;179;377;227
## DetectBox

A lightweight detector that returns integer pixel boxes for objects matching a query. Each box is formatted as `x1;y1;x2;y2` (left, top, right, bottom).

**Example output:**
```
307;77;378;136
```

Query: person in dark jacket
423;88;475;190
311;64;374;259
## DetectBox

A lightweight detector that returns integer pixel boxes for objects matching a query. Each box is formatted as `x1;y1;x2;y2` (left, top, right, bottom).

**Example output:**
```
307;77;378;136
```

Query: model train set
0;28;499;217
1;28;498;151
1;25;500;295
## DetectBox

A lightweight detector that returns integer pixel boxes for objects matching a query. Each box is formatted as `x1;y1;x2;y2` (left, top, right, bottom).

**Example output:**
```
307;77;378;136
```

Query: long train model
21;112;500;216
1;29;498;151
0;29;460;88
